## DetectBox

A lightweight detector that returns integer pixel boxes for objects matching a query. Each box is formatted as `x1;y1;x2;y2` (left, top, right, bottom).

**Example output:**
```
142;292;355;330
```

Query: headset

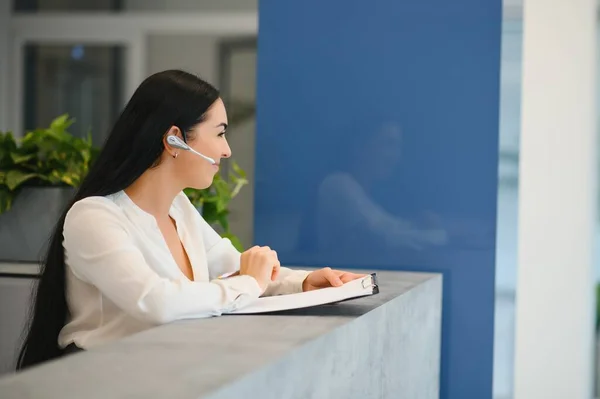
165;135;216;165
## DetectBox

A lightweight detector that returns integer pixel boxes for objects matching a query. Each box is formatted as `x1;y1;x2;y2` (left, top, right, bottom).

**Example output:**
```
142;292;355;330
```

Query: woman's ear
165;125;184;138
162;126;183;158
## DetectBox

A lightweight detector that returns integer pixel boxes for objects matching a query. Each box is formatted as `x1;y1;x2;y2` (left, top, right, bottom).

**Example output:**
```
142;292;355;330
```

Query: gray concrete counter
0;270;442;399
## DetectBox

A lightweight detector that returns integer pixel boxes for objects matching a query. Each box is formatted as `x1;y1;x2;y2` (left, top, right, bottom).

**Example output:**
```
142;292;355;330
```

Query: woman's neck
124;168;182;220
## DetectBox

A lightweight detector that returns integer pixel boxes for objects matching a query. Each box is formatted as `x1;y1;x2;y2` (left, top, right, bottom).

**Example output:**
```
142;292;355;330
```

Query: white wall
513;0;597;398
146;35;219;82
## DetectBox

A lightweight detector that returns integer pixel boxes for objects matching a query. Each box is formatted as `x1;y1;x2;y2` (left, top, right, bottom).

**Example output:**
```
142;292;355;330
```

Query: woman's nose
222;143;232;159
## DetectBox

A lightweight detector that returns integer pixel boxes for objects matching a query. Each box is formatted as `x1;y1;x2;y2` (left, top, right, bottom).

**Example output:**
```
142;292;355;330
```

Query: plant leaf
5;170;40;190
10;153;35;164
201;201;219;225
231;161;246;179
230;178;248;198
0;186;12;213
216;211;229;231
50;114;74;131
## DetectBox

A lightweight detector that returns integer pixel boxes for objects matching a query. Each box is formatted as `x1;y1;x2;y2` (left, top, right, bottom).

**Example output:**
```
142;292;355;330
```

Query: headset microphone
166;135;216;165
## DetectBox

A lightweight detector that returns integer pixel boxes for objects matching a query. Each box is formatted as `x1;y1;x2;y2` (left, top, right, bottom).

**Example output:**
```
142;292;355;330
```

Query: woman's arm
222;266;310;296
193;201;310;295
261;267;311;296
63;199;262;324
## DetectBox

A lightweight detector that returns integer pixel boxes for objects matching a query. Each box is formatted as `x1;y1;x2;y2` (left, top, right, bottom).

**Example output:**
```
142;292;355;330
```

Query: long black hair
16;70;220;370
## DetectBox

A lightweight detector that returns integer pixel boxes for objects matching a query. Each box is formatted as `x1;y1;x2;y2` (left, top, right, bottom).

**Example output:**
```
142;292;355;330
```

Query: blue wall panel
255;1;501;398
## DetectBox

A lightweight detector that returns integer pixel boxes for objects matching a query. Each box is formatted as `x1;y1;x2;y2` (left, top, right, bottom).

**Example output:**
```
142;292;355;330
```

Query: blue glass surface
255;1;501;398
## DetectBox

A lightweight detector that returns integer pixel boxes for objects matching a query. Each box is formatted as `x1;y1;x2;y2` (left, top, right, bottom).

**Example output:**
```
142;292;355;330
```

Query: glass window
23;44;124;146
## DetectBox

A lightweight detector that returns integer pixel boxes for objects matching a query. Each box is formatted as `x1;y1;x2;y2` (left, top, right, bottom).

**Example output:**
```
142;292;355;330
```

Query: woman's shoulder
62;194;132;255
65;194;126;226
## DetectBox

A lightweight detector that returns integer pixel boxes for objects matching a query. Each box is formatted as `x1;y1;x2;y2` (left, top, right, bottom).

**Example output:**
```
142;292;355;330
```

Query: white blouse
58;190;310;349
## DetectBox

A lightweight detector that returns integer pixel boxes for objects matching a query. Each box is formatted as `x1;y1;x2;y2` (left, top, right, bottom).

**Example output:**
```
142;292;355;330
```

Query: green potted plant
0;114;248;262
0;115;98;262
0;115;98;212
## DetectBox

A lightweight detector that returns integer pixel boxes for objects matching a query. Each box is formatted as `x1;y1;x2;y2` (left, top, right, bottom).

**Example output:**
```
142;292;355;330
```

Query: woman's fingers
337;271;368;284
271;252;281;281
324;268;343;287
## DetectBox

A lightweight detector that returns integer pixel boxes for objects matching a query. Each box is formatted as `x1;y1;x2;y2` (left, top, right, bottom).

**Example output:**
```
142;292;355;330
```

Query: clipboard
226;273;379;315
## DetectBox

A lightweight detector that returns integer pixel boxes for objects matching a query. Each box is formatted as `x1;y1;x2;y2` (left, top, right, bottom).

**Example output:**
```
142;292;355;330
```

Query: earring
173;153;178;159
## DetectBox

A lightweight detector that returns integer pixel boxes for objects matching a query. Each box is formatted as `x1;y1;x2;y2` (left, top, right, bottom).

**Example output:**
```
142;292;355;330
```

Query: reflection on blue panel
256;1;501;398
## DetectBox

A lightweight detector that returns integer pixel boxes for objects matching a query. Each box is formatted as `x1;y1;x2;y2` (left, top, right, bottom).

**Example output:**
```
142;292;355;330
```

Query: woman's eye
218;131;226;137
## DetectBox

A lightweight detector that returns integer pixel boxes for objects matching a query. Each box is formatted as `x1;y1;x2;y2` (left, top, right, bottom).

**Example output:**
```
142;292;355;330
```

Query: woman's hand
302;267;366;292
239;246;281;292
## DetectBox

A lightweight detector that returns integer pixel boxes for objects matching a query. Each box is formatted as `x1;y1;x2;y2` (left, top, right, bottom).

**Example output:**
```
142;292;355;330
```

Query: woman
16;70;364;370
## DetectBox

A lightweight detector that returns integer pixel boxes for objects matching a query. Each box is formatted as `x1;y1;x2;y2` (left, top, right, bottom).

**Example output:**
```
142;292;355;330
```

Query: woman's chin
188;179;212;190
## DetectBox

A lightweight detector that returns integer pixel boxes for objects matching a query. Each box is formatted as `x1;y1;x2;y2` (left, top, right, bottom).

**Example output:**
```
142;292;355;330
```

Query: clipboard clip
361;273;378;290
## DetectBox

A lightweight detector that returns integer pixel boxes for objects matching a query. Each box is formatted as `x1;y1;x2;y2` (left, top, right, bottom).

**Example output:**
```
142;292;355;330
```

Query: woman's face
168;98;231;189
